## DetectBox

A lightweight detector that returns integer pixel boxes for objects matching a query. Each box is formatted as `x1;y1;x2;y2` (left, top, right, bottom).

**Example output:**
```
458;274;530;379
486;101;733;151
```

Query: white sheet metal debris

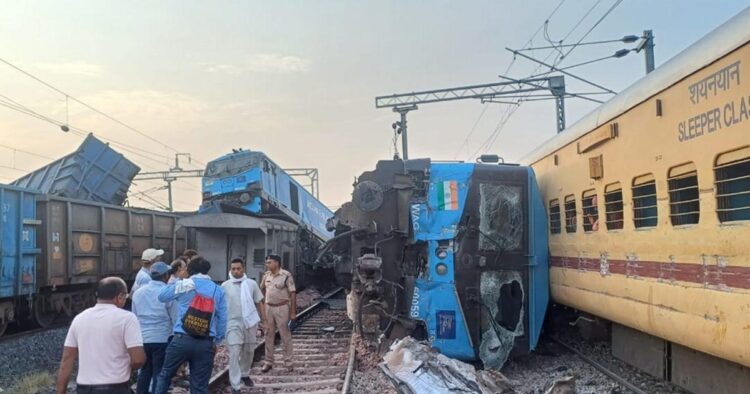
381;337;514;394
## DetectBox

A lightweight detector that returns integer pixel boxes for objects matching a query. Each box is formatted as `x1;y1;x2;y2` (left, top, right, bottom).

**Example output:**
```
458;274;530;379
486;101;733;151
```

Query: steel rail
208;286;350;391
550;336;648;394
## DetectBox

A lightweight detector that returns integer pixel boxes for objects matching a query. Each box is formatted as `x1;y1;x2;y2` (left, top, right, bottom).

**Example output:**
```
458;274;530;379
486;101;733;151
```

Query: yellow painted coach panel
532;39;750;366
550;269;750;366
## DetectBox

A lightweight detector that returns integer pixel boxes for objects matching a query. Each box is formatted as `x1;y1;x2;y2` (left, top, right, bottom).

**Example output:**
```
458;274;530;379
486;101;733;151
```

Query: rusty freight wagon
14;195;186;332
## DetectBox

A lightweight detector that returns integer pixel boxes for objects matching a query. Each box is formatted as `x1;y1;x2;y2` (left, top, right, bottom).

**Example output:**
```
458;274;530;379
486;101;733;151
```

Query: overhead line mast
134;153;203;212
375;76;573;159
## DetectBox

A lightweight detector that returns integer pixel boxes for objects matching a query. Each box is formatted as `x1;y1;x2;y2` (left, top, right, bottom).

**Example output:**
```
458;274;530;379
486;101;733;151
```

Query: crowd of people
55;248;298;394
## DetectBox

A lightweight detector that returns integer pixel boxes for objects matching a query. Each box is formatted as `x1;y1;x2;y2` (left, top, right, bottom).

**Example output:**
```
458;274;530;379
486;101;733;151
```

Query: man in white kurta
221;258;264;393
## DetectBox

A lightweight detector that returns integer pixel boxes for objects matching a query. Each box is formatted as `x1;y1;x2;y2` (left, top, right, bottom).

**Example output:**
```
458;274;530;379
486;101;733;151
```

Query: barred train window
633;174;658;228
564;195;577;233
549;199;561;234
582;189;599;232
715;147;750;222
668;162;700;225
604;182;624;230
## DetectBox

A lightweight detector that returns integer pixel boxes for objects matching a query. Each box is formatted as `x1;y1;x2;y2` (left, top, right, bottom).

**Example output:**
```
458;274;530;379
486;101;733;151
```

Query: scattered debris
544;376;576;394
381;336;515;394
353;333;381;371
296;287;322;311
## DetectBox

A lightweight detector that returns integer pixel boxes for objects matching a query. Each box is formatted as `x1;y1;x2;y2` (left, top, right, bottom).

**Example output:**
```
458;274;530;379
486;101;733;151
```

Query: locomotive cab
327;158;549;368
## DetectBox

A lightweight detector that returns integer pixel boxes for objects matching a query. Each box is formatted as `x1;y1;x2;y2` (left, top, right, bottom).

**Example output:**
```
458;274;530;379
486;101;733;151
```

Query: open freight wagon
0;185;188;335
12;134;140;206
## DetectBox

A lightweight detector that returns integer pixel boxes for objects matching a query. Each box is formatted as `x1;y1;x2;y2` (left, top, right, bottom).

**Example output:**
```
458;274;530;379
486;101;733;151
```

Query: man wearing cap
132;248;165;296
222;257;264;393
132;262;176;394
260;254;296;373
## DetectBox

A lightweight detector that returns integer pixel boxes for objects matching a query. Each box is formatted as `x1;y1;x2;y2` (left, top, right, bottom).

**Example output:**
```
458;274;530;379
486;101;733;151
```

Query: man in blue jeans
132;262;176;394
154;256;227;394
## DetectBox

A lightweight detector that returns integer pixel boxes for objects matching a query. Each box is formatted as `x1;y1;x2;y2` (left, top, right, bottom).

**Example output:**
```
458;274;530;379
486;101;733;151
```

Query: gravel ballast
0;326;68;391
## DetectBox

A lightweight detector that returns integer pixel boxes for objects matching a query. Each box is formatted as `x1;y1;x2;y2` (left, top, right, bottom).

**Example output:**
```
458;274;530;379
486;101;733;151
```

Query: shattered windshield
478;183;523;252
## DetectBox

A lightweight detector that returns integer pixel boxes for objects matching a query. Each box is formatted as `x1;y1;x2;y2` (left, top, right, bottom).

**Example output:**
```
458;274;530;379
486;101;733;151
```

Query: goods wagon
0;192;187;334
13;133;140;206
0;186;39;335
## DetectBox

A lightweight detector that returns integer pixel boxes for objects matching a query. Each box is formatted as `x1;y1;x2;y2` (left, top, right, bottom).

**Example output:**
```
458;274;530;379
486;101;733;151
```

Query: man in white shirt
221;258;264;393
56;277;146;394
131;248;164;296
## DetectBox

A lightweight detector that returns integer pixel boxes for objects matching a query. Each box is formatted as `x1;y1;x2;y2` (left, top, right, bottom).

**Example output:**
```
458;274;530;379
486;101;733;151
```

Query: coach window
604;182;624;230
549;199;561;234
715;146;750;222
564;195;577;233
582;189;599;232
633;174;658;228
668;162;700;225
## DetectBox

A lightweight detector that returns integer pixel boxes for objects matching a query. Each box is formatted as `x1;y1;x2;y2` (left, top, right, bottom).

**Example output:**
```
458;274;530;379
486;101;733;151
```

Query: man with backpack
154;256;227;394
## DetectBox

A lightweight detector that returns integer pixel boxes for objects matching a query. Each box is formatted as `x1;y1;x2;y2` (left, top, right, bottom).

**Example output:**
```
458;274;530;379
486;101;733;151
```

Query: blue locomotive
324;158;548;368
200;149;333;241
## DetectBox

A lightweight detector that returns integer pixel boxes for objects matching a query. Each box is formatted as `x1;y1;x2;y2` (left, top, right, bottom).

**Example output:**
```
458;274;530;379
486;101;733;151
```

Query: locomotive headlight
436;263;448;276
436;248;448;259
239;193;251;203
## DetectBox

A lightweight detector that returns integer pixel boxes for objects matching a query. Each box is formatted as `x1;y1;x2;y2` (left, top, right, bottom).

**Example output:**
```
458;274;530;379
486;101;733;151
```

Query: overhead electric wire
0;91;202;205
0;92;201;210
0;95;171;168
550;0;603;65
0;92;172;161
476;0;622;155
0;143;54;160
558;0;624;63
0;56;206;168
522;37;631;51
453;104;489;159
453;0;567;159
0;164;31;173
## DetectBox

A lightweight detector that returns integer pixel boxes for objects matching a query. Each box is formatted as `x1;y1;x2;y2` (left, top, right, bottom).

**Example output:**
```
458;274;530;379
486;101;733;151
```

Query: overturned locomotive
323;158;549;368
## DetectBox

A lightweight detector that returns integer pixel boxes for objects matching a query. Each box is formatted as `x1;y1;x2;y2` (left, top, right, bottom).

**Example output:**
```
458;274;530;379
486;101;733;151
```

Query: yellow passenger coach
522;8;750;392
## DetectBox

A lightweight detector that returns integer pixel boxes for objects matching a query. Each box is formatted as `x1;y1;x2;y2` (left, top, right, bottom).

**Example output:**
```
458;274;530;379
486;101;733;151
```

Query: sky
0;1;746;211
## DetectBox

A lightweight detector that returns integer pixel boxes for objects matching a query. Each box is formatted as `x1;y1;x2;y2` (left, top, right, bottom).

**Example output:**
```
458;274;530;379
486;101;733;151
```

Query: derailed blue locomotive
324;158;548;368
200;149;333;241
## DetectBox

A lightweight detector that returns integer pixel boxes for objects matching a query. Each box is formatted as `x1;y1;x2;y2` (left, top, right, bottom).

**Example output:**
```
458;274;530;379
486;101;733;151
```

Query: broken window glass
479;270;525;369
478;184;523;252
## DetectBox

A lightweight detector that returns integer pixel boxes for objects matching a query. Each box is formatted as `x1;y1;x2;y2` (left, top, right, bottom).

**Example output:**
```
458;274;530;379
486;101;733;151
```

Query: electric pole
376;76;600;158
134;153;204;211
639;30;656;74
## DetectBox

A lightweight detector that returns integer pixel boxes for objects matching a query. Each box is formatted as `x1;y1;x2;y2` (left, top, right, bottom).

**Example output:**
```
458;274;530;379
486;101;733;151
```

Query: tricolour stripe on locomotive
332;158;548;368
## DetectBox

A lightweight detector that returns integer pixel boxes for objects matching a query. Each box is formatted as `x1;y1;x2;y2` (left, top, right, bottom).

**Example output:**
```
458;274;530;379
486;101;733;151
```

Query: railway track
550;336;648;394
0;323;68;343
209;287;355;393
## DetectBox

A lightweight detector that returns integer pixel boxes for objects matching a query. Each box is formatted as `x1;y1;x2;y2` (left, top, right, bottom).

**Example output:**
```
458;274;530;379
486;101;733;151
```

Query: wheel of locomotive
34;295;57;328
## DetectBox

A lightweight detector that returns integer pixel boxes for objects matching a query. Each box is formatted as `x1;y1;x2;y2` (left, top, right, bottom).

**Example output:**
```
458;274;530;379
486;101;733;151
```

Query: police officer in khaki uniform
260;254;296;372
